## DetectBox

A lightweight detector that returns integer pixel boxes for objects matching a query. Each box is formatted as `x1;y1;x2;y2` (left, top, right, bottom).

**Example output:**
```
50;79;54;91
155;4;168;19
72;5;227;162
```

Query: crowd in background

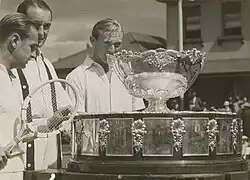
167;92;250;137
167;92;250;159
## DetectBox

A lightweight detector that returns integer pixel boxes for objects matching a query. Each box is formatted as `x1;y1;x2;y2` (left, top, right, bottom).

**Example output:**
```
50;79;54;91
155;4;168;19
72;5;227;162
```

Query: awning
201;58;250;74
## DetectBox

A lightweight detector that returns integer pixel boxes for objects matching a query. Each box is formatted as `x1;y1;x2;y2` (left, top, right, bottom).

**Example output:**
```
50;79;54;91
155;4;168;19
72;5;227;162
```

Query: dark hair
17;0;52;20
0;13;36;42
92;18;123;40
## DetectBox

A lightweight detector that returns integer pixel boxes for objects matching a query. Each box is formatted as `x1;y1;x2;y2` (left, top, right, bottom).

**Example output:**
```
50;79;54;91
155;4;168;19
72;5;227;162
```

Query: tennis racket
4;78;79;159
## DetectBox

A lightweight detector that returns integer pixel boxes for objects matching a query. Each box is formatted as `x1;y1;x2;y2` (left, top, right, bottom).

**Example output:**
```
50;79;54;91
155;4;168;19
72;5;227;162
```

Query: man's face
94;29;123;64
11;26;38;68
26;6;52;48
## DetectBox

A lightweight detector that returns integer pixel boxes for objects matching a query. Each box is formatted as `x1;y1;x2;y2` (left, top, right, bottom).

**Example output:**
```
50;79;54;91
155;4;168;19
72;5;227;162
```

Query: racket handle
6;149;25;159
4;143;25;159
4;138;23;159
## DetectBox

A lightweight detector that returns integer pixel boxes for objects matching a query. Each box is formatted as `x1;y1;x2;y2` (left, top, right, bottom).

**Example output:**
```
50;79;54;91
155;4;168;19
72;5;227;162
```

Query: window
221;1;242;36
183;5;201;39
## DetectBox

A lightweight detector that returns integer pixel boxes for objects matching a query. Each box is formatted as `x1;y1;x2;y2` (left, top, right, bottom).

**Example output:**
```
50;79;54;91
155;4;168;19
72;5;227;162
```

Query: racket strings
25;81;76;134
3;79;77;159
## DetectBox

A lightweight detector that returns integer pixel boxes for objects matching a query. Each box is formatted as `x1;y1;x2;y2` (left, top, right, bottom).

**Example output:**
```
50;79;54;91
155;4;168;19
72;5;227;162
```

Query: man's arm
0;105;20;169
61;71;87;137
0;146;8;170
66;71;86;113
0;113;8;169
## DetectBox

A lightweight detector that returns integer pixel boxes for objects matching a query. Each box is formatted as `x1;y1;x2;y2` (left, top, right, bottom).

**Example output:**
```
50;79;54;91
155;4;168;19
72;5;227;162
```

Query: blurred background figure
167;98;179;111
202;101;208;111
242;135;250;159
242;102;250;138
191;92;202;111
222;101;232;112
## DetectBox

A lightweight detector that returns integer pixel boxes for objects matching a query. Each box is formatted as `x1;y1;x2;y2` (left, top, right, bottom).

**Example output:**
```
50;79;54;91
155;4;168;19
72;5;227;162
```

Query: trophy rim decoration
107;48;206;112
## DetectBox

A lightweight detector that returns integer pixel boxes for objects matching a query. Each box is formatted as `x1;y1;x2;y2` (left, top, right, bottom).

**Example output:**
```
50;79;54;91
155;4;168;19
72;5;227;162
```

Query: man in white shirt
0;13;38;180
13;0;71;170
66;18;145;153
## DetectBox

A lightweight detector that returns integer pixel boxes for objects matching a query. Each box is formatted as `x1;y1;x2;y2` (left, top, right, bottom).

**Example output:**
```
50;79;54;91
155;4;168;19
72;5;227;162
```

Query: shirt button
27;163;31;168
28;143;32;148
22;85;27;89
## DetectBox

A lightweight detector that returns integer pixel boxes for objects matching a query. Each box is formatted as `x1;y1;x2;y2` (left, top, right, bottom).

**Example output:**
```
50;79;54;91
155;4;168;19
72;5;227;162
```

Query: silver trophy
107;48;206;112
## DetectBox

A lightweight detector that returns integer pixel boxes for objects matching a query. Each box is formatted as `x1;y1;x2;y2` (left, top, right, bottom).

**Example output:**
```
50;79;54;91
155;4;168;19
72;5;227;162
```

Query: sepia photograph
0;0;250;179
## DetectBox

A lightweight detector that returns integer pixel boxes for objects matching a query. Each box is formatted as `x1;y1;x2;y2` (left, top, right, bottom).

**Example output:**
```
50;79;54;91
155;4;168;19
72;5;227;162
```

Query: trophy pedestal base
66;159;247;175
66;112;247;179
23;169;249;180
145;99;171;112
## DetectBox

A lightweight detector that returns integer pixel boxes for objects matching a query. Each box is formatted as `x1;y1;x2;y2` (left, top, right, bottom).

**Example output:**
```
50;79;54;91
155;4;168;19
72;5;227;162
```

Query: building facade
157;0;250;108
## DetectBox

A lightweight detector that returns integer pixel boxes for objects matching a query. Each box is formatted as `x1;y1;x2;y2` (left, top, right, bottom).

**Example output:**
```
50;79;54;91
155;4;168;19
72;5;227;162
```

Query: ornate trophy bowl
61;49;247;180
107;48;206;112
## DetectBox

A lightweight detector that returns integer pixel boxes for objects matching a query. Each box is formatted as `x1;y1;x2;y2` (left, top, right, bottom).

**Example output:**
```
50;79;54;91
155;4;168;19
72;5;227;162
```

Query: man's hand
0;146;8;170
58;105;74;117
47;105;74;131
21;131;37;143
